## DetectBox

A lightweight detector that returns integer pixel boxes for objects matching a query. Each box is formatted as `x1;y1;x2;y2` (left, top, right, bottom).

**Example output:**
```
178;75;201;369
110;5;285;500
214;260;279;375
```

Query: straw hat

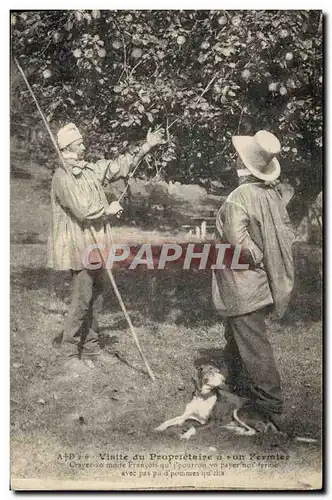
57;123;82;150
232;130;281;182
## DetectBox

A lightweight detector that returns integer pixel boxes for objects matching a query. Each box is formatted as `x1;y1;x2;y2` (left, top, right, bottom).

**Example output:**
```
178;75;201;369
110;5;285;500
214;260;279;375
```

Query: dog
155;364;228;439
155;364;319;442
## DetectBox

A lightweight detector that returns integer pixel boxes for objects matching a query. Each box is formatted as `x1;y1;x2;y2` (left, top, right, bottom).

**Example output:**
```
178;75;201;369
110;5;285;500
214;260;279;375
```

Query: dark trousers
62;268;104;359
223;307;283;415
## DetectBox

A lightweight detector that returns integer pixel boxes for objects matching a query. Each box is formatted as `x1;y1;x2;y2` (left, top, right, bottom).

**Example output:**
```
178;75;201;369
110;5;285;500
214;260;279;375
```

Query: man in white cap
212;130;295;432
48;123;165;372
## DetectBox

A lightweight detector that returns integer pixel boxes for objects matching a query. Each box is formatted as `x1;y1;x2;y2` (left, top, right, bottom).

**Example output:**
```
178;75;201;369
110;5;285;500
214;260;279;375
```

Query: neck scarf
61;150;88;176
238;174;282;199
237;168;252;177
238;174;261;186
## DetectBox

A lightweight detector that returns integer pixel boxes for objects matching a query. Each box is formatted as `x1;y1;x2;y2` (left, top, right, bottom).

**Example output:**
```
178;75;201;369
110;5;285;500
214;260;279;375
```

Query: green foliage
11;10;322;195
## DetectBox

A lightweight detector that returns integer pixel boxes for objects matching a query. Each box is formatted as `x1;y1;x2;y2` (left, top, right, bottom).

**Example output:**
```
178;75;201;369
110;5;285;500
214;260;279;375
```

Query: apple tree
10;10;323;223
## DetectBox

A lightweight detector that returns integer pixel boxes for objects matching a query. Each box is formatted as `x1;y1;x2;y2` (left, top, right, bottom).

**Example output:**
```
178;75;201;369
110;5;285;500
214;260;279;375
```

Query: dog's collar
193;389;217;400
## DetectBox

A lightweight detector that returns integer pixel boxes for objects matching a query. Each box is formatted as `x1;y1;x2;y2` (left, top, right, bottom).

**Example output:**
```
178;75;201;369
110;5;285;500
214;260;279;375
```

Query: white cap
57;123;82;150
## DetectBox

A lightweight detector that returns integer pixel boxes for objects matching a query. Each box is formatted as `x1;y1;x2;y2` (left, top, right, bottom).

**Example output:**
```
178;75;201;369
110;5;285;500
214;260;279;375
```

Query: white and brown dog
155;364;318;443
155;364;229;439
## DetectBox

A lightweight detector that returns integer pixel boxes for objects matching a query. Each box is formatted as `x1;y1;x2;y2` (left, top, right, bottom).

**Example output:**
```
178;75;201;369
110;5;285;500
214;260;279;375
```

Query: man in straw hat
48;123;165;373
212;130;295;432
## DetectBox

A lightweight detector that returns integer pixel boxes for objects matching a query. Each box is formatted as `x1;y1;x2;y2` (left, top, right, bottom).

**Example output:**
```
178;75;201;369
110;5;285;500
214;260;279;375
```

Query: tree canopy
11;10;323;217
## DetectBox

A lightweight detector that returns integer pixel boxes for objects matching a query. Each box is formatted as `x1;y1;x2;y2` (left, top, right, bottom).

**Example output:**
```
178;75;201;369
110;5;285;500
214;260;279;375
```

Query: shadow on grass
282;242;322;325
11;232;45;244
36;178;52;204
10;267;219;326
11;268;72;304
10;166;32;179
10;241;322;326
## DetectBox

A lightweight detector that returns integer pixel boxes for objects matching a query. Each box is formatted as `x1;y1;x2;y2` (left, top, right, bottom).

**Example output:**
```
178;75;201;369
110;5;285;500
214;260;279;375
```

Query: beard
76;150;85;160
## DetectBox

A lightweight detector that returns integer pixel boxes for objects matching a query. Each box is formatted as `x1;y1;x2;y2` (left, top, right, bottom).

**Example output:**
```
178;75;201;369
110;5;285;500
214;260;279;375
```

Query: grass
10;152;323;490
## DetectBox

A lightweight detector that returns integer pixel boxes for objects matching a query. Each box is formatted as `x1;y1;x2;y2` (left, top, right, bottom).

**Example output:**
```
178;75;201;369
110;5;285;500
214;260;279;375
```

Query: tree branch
129;58;143;79
237;106;245;134
113;17;129;82
167;71;220;131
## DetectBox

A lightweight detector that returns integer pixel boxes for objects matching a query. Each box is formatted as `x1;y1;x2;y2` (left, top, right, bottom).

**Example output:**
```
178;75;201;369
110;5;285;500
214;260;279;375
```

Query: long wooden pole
14;58;68;173
14;57;156;382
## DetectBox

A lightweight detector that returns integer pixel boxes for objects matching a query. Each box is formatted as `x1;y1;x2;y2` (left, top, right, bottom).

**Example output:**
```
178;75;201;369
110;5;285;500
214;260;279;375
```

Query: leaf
140;94;151;104
65;20;73;31
84;13;92;24
215;46;235;57
84;49;94;59
286;79;296;89
75;11;82;22
198;53;209;64
114;86;122;93
231;16;242;27
92;10;101;19
137;104;144;113
303;39;313;49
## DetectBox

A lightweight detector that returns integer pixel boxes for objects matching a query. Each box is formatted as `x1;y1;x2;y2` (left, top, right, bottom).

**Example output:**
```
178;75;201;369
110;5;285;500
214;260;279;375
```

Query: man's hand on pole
105;201;124;218
118;127;167;202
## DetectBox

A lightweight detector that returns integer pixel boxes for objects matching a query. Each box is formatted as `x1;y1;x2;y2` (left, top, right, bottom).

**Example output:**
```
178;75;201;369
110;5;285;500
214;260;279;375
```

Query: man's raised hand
146;127;166;148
